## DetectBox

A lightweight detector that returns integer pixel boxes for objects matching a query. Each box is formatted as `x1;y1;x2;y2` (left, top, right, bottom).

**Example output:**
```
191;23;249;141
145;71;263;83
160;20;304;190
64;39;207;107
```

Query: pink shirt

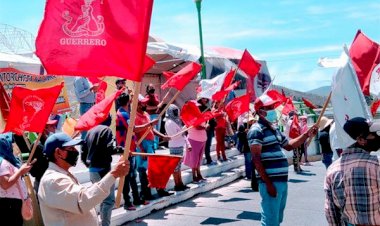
135;111;155;141
0;159;27;199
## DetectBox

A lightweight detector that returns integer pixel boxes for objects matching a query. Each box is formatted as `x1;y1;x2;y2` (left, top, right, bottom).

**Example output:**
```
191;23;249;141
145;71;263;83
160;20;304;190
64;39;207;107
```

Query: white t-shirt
0;159;27;199
165;119;188;148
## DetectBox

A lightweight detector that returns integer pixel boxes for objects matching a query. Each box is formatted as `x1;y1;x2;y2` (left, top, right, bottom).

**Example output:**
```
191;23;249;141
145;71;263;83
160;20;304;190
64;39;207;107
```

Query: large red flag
349;30;380;96
238;49;262;77
36;0;154;81
282;97;296;116
3;84;63;135
180;101;215;127
302;97;317;109
148;155;181;189
289;114;301;139
161;62;202;91
0;82;10;122
212;81;241;101
225;94;250;122
75;89;123;131
162;71;175;80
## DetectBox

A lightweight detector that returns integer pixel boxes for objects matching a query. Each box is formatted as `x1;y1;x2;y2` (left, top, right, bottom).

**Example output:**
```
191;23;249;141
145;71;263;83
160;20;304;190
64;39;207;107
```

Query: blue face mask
265;110;277;122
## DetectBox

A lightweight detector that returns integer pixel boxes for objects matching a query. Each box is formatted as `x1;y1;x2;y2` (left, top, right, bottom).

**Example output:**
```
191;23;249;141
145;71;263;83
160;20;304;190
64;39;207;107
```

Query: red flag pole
131;152;182;158
136;90;181;146
115;81;142;207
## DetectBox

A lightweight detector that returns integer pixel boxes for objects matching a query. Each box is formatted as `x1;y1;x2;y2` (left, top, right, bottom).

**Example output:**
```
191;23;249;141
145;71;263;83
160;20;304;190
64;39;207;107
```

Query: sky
0;0;379;92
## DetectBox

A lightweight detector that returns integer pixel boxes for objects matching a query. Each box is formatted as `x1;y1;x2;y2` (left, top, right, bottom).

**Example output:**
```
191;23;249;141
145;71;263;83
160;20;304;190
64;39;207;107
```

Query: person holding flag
0;134;35;226
164;104;191;191
135;95;171;199
248;94;318;226
38;133;130;226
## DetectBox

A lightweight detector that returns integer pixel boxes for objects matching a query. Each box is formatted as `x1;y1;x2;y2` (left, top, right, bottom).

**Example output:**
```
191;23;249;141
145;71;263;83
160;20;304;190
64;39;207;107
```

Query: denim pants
322;153;333;169
243;152;252;179
90;170;115;226
80;102;94;139
149;114;160;149
259;181;288;226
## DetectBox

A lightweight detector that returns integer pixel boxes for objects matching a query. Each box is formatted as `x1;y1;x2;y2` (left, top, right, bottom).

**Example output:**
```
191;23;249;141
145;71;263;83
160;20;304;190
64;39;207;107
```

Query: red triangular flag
4;84;63;135
302;97;317;109
220;68;236;90
36;0;154;81
282;97;296;116
238;49;262;77
371;100;380;117
225;94;250;122
75;89;123;131
193;111;216;127
0;82;10;122
212;81;241;101
289;115;301;139
161;62;202;91
349;30;380;96
148;155;181;189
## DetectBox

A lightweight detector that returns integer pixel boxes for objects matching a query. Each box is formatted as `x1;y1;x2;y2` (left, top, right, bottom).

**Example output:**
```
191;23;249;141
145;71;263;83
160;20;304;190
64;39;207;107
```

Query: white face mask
264;109;277;122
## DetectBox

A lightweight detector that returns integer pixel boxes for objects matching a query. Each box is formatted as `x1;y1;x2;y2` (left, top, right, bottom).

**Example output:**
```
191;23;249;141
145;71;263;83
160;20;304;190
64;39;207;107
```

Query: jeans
149;114;159;149
204;127;214;163
79;102;94;139
243;152;252;179
322;153;333;169
90;170;115;226
259;181;288;226
122;157;139;204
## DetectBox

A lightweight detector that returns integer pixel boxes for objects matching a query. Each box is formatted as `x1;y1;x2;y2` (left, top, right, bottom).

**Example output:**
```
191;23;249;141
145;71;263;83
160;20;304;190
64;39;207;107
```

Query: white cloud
259;45;342;58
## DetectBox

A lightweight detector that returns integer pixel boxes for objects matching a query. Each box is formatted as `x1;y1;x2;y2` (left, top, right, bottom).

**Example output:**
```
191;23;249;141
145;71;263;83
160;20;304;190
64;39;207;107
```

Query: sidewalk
124;160;328;226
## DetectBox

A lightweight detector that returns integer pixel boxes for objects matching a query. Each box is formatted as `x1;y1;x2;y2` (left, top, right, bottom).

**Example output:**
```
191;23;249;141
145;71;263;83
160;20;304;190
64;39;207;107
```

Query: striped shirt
324;147;380;226
247;119;289;182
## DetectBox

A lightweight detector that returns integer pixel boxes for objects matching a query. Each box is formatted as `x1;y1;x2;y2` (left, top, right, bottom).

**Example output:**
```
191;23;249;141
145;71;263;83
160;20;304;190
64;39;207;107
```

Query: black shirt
319;130;333;154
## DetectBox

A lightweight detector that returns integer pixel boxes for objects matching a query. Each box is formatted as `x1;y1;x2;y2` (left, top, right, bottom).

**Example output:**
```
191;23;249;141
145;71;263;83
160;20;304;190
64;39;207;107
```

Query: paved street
125;160;327;226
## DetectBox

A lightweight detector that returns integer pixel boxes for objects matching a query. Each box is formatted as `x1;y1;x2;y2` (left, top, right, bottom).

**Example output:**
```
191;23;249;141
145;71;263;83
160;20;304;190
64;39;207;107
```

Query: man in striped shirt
248;94;317;226
324;117;380;226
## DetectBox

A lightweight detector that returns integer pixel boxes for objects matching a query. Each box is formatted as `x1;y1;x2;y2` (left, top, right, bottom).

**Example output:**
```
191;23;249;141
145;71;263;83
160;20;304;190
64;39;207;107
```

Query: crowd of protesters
2;78;380;226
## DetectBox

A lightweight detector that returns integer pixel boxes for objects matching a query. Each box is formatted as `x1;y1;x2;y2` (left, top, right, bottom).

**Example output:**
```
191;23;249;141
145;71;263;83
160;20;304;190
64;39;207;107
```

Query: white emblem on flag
21;96;45;130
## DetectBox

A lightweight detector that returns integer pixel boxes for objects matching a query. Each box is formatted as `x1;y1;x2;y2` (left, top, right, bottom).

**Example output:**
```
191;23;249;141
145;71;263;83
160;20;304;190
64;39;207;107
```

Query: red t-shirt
135;111;155;140
215;111;227;129
145;94;159;115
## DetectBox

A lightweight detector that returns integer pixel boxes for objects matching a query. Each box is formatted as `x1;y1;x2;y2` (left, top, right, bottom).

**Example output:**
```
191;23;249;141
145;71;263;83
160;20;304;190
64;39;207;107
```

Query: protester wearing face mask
248;94;318;226
145;84;161;149
38;133;130;226
324;117;380;226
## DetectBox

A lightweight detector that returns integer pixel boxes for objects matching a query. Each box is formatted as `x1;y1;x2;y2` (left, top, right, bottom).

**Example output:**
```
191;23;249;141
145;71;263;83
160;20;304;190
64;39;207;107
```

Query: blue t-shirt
247;119;289;182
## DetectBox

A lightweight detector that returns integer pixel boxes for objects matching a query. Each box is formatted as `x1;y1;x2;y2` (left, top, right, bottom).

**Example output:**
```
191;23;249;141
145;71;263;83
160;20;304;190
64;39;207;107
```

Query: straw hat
319;116;333;131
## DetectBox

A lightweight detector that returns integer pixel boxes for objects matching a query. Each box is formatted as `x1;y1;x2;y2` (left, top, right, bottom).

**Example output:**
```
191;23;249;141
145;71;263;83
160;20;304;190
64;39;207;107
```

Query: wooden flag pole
170;126;194;139
131;152;182;158
136;90;181;145
27;133;42;164
20;133;44;226
306;91;332;147
115;81;141;208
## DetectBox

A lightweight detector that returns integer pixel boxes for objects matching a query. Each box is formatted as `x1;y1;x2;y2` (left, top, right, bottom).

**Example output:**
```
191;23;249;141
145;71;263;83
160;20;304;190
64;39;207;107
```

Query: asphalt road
125;160;328;226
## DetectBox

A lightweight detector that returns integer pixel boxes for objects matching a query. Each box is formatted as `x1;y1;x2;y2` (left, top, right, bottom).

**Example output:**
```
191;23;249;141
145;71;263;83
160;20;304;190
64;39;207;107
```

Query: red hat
254;93;280;112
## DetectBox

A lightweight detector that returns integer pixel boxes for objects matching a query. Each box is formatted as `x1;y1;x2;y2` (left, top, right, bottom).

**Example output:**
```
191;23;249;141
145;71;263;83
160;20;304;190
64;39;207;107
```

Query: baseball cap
254;94;280;111
43;133;82;158
343;117;380;140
